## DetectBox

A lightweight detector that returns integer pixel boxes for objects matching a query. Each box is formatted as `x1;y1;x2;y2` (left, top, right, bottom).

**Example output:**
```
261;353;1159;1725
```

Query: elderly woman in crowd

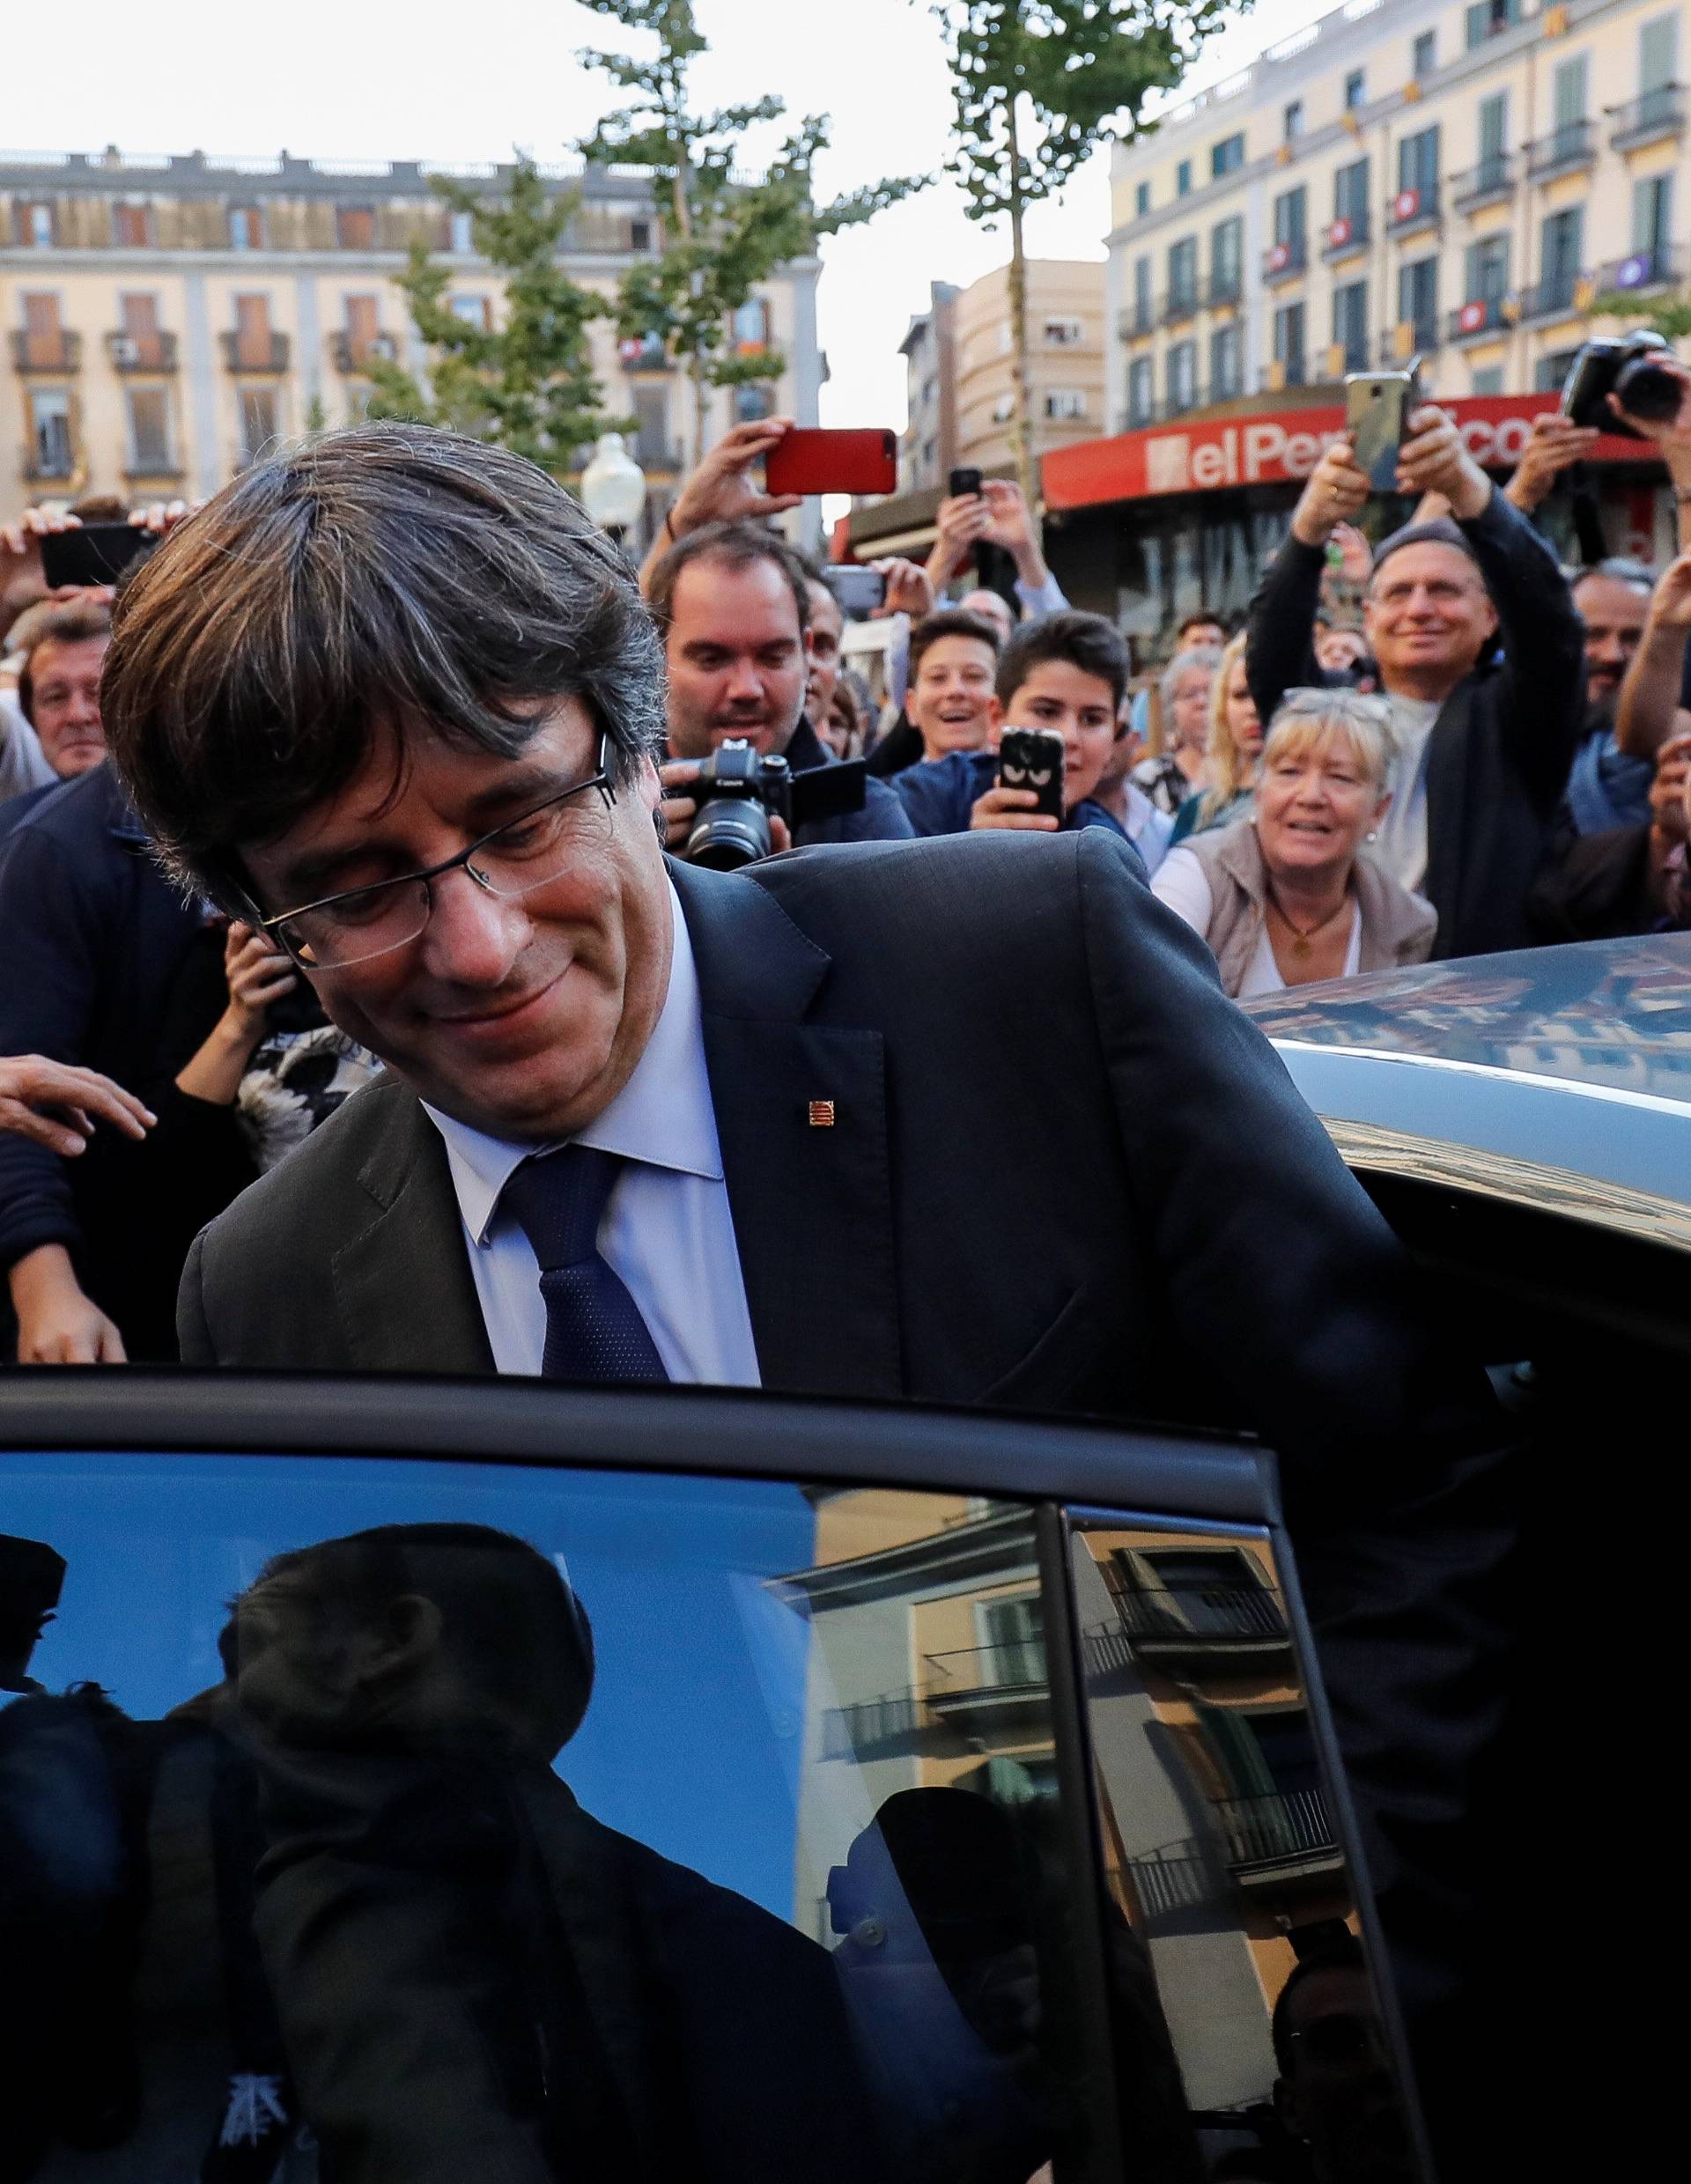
1130;643;1218;815
1170;634;1263;844
1151;688;1436;999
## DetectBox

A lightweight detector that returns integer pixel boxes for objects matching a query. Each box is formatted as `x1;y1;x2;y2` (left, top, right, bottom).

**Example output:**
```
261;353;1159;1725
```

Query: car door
0;1376;1429;2184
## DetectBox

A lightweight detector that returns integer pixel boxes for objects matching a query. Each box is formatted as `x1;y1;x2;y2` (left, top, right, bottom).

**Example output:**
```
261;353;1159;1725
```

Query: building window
1540;206;1585;310
1274;185;1307;250
336;205;375;250
229;205;262;250
1209;215;1243;301
1466;0;1521;48
118;291;167;368
232;293;275;369
1045;388;1087;421
1534;346;1581;394
1176;159;1192;196
449;210;475;253
112;202;151;249
732;298;770;350
448;294;491;328
1167;235;1198;311
1210;132;1244;178
1476;92;1509;188
343;294;382;367
1333;280;1369;371
1133;255;1152;331
1343;70;1366;110
15;203;54;247
19;292;66;370
1334;156;1370;232
1634;173;1673;262
630;218;651;250
1134;180;1150;218
1412;30;1436;77
1126;354;1155;426
1209;323;1242;400
28;387;72;477
239;386;280;465
1471;365;1504;395
1640;15;1679;106
125;385;173;473
1552;53;1589;135
1274;300;1307;386
1283;100;1303;141
1465;233;1511;302
1167;340;1197;412
1398;256;1439;348
1043;316;1084;346
734;383;773;423
1397;125;1440;207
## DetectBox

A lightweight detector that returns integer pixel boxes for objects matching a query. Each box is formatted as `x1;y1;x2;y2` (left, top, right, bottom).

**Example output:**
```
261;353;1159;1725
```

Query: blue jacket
784;717;914;845
893;749;1137;860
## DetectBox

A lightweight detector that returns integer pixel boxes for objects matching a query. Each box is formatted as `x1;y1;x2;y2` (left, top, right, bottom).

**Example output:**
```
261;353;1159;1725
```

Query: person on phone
1246;403;1584;959
1152;690;1436;1000
893;612;1142;860
647;522;913;853
923;478;1067;623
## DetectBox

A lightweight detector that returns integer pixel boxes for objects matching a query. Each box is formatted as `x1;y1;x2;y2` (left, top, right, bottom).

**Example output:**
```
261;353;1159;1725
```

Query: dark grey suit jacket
179;830;1481;1490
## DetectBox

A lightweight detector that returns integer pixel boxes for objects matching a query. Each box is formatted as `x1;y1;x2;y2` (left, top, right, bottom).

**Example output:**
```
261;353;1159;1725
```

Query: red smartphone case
764;429;897;498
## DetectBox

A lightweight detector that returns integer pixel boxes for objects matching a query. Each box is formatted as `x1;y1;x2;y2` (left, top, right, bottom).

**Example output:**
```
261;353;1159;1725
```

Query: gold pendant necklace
1270;887;1348;958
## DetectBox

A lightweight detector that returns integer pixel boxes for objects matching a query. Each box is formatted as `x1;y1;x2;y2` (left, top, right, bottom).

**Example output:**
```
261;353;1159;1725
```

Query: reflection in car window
1072;1522;1422;2184
3;1455;1131;2184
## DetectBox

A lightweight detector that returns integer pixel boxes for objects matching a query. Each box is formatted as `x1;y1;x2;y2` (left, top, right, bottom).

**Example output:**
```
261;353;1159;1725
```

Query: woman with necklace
1150;689;1436;1000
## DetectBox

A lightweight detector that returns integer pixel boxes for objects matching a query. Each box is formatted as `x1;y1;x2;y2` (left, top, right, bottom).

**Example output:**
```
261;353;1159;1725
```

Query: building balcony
1451;155;1517;211
106;329;177;373
21;442;75;483
1258;360;1311;394
330;330;400;373
1159;288;1200;327
1593;244;1687;299
1449;296;1511;342
11;330;81;373
1262;237;1307;284
1212;1787;1342;1887
1116;305;1156;342
122;459;187;483
1525;119;1597;180
617;332;671;371
924;1642;1049;1735
1203;271;1244;310
1321;215;1370;262
1385;183;1441;237
1379;326;1441;362
1609;84;1686;151
1107;1584;1290;1665
632;436;686;474
220;331;290;373
1517;273;1587;323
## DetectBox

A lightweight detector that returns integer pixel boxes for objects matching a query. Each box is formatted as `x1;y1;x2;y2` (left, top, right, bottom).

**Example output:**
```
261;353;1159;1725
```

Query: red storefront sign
1042;395;1643;512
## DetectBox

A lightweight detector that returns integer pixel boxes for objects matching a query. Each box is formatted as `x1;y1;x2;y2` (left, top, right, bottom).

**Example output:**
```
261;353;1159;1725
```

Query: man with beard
1560;561;1655;836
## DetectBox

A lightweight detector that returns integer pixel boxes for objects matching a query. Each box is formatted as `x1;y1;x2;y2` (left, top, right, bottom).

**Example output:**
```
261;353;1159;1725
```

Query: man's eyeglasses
257;733;616;970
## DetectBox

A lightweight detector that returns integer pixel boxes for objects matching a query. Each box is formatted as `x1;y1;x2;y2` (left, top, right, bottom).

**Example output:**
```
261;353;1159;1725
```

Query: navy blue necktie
499;1145;669;1384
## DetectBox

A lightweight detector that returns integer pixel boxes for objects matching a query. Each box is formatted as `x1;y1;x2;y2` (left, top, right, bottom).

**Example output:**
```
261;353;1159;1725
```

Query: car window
2;1450;1119;2183
1070;1516;1425;2183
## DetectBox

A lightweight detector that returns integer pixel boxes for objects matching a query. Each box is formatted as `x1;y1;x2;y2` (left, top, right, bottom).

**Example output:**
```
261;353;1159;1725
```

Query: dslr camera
1561;331;1683;439
684;740;794;869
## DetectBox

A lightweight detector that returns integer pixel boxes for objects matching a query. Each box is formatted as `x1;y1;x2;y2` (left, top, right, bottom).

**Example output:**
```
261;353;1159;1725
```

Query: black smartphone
1345;361;1421;493
818;564;887;620
949;466;984;499
39;522;154;590
996;727;1066;823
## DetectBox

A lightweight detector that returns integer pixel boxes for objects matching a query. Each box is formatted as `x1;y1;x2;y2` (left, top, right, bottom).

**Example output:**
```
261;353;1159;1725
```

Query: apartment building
897;280;961;492
954;258;1107;469
0;147;823;545
1106;0;1687;424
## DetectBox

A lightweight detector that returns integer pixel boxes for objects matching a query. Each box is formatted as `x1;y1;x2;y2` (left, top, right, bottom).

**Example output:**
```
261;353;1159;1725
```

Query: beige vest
1183;820;1438;999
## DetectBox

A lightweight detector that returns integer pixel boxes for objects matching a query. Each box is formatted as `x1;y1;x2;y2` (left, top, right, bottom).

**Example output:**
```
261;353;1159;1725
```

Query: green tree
365;157;628;477
931;0;1236;505
1586;285;1691;343
577;0;925;468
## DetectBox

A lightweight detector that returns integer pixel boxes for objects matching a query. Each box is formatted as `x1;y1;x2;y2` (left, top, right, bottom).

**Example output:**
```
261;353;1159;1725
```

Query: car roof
1244;933;1691;1245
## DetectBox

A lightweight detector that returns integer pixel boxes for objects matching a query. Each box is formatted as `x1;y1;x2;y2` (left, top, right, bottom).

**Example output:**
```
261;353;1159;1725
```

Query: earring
1364;829;1379;842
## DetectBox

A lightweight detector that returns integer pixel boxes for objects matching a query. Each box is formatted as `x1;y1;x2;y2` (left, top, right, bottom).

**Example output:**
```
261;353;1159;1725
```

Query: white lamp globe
580;432;647;533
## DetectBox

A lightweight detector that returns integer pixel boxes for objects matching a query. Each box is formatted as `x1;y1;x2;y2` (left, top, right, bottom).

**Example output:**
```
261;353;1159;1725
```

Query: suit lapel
332;1093;495;1375
669;859;904;1401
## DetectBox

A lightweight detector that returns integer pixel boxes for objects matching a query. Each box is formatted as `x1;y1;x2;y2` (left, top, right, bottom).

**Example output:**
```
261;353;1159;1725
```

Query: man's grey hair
1571;557;1656;593
101;422;666;904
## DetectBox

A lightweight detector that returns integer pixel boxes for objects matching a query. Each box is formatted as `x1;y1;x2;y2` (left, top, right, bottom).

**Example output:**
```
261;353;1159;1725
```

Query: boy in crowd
895;612;1142;865
903;608;1002;763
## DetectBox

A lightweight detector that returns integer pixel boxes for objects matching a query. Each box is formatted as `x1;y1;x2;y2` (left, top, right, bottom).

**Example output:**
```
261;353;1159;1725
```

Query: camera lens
686;794;774;870
1613;353;1683;425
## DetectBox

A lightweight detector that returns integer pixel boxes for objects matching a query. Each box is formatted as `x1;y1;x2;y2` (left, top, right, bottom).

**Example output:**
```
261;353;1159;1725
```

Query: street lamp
580;432;647;545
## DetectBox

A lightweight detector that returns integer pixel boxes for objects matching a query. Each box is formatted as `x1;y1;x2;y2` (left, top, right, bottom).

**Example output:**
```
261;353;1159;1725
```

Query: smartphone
1345;361;1421;493
818;564;887;619
948;466;984;499
764;429;897;498
996;727;1066;823
39;522;156;590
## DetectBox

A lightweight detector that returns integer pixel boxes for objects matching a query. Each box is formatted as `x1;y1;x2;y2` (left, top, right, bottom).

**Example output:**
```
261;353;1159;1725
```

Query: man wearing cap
1245;406;1584;957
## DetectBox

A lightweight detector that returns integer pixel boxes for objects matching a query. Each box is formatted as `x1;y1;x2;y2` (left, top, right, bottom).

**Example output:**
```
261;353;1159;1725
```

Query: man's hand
1650;733;1691;846
1329;522;1374;587
871;557;935;620
129;498;196;539
1396;404;1491;522
1648;552;1691;631
657;761;791;855
1609;357;1691;473
979;479;1049;587
0;505;79;561
663;420;803;541
222;922;297;1039
1503;414;1599;514
10;1243;127;1363
1290;436;1370;547
926;492;993;593
0;1055;154;1156
970;785;1060;833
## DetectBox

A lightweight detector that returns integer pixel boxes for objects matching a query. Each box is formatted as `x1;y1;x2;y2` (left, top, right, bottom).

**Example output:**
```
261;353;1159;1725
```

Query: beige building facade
0;148;823;545
952;258;1108;470
1106;0;1689;425
896;280;961;493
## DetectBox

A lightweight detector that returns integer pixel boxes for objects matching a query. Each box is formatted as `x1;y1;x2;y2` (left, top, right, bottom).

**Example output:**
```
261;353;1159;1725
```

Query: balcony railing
21;440;75;482
1263;237;1307;283
1450;154;1516;210
1322;215;1370;261
330;329;399;373
11;329;81;373
122;458;186;483
1609;84;1685;149
1385;182;1440;233
819;1693;922;1760
633;437;686;473
1518;273;1586;322
1112;1584;1289;1649
220;330;290;373
617;331;671;370
1203;270;1244;308
819;1640;1049;1759
1159;287;1200;327
1594;244;1686;299
1258;360;1311;393
106;329;177;372
1449;295;1510;340
1525;118;1596;178
1379;326;1440;362
926;1642;1047;1702
1212;1787;1340;1877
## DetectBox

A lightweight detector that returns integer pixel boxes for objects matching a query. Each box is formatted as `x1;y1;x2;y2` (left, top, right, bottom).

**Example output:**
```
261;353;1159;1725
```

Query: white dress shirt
424;884;761;1384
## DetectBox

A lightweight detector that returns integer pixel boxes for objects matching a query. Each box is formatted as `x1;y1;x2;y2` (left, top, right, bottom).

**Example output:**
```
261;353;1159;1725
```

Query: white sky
11;0;1324;432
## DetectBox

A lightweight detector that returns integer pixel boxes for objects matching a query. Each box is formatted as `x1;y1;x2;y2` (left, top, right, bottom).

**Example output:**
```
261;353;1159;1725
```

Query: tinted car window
2;1452;1115;2183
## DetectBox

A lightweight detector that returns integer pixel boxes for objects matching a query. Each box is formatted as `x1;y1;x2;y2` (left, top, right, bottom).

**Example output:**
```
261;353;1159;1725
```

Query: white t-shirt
1371;696;1441;895
1152;846;1361;998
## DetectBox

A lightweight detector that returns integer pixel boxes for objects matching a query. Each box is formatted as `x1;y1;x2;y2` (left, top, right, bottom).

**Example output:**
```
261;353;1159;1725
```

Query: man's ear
635;752;662;812
986;694;1004;738
353;1594;443;1692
